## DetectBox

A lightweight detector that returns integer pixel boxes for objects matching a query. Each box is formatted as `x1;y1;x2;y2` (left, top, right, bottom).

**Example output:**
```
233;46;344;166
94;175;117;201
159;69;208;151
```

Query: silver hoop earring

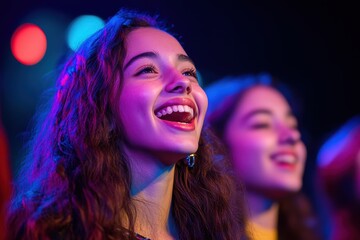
184;154;196;168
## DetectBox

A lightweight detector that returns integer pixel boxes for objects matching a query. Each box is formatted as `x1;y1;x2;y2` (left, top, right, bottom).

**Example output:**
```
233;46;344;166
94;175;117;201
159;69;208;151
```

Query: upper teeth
273;155;296;164
156;105;194;118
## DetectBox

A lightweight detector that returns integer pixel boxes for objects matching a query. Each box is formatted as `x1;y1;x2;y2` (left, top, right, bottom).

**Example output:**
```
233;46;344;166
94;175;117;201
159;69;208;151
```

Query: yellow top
246;221;277;240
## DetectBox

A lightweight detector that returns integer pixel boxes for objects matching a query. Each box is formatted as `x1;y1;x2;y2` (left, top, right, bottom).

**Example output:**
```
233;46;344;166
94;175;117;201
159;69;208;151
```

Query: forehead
125;27;186;57
235;85;291;115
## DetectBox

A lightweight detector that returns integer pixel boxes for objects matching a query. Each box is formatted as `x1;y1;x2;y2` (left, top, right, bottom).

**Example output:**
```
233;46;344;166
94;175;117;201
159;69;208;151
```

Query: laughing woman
6;9;244;240
205;74;322;240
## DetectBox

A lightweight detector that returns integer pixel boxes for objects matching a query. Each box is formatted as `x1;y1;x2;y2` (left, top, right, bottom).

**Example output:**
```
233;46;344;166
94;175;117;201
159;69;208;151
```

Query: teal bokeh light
67;15;104;51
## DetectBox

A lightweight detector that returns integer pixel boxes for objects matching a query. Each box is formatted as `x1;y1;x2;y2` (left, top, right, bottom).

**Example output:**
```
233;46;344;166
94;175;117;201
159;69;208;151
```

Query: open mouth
155;105;194;123
271;154;297;164
270;152;298;170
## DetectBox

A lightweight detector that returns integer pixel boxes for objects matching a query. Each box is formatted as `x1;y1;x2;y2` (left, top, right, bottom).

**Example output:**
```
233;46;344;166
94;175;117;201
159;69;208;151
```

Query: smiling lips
155;104;194;123
271;152;298;170
154;98;197;131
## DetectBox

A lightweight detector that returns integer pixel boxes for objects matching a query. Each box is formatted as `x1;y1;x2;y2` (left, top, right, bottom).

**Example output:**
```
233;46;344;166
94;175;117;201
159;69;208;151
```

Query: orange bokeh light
10;23;47;65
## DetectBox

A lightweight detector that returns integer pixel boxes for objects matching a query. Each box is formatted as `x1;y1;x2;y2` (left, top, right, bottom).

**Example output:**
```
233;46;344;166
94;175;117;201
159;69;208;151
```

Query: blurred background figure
0;112;12;240
205;73;322;240
316;115;360;240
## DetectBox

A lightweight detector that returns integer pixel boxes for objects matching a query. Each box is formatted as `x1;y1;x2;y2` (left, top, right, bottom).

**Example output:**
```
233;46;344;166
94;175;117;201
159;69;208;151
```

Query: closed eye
250;123;271;129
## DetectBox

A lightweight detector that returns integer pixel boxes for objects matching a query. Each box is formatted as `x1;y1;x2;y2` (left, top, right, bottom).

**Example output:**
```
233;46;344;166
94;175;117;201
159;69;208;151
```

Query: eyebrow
242;109;272;122
177;54;195;65
123;52;195;71
242;108;294;122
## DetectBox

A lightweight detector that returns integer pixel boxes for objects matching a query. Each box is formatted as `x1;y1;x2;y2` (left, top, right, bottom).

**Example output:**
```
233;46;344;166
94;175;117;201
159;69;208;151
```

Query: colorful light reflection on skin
117;27;207;167
224;86;306;197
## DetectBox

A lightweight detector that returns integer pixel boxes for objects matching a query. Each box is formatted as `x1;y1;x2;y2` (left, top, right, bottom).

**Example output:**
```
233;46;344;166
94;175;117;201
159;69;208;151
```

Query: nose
278;125;301;145
165;72;192;95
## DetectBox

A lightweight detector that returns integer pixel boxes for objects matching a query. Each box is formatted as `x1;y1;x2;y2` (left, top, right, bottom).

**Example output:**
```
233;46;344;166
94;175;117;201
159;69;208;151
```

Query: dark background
0;0;359;233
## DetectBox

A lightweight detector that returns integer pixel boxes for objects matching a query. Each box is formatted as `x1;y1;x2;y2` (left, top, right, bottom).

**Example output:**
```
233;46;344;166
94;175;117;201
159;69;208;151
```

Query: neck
246;190;279;230
127;147;178;240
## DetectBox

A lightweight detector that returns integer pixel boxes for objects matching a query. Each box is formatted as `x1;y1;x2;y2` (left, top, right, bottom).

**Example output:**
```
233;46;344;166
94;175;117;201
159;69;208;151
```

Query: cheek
231;138;260;161
193;85;208;117
296;142;307;169
227;134;270;175
117;91;134;125
117;87;152;133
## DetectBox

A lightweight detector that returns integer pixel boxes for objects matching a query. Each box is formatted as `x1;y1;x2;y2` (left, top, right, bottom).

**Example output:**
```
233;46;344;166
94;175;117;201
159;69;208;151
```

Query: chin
256;181;303;200
154;140;199;164
173;141;199;154
277;182;302;194
158;149;195;166
263;188;299;200
286;180;302;191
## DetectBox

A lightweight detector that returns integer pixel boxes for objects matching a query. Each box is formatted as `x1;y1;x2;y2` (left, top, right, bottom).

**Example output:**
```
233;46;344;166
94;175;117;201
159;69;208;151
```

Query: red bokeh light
10;23;47;65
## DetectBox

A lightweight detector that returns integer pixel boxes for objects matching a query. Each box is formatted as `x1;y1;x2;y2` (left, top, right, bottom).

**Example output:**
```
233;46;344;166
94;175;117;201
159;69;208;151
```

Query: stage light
10;23;47;65
67;15;104;51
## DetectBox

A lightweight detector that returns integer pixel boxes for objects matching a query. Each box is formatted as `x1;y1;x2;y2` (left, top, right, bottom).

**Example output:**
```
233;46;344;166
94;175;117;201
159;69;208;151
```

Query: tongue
160;112;193;123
